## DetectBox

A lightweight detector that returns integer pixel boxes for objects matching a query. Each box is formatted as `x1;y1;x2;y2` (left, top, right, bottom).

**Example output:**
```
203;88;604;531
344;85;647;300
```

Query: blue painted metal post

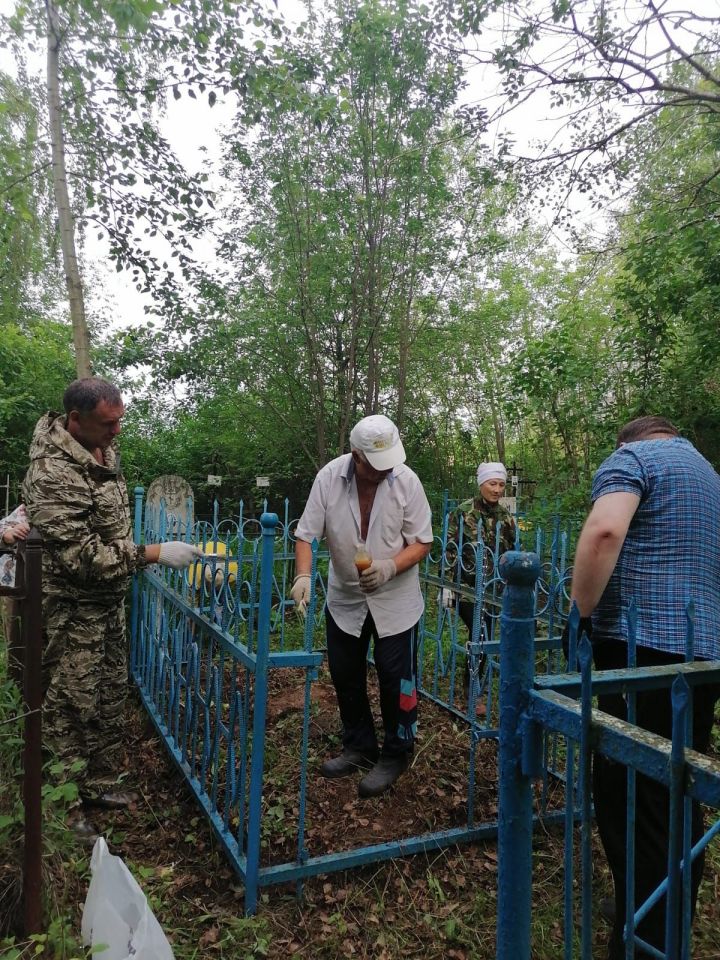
682;603;695;960
244;512;277;915
296;538;320;901
579;636;594;958
564;605;579;960
131;487;144;673
665;674;690;957
497;550;541;960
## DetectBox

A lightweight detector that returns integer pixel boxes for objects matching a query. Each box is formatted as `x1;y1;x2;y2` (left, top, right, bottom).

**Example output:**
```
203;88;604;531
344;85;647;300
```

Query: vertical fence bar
497;550;540;960
665;674;690;958
244;512;277;915
22;530;43;936
131;487;144;675
564;604;579;960
625;600;638;959
681;602;695;960
295;538;320;902
578;636;593;958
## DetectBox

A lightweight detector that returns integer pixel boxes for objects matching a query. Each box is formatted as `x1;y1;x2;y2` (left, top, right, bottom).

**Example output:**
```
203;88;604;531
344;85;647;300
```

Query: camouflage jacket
447;496;517;586
22;412;139;602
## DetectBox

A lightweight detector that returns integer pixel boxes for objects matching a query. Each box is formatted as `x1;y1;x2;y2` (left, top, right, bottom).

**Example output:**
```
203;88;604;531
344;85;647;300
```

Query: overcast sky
91;1;588;333
1;0;695;334
0;0;601;333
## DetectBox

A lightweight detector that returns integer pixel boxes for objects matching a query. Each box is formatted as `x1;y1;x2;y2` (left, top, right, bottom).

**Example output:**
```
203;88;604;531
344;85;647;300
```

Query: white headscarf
476;462;507;487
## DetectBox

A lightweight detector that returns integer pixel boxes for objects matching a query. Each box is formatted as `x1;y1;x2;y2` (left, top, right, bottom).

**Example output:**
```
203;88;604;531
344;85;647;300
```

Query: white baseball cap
349;414;406;471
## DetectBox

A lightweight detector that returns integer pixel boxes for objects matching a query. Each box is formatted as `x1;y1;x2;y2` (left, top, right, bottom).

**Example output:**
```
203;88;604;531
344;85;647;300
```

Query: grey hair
63;378;123;414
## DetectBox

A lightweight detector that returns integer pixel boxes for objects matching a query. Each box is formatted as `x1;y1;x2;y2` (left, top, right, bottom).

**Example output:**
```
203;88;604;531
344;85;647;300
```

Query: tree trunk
550;398;580;484
46;0;91;378
396;214;420;432
491;403;506;463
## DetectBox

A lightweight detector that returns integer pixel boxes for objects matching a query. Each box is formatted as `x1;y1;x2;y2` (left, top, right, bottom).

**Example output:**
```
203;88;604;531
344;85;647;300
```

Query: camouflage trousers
42;594;128;792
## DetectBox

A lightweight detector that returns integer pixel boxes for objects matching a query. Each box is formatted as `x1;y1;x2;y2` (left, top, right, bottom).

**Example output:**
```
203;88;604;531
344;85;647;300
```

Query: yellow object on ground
191;541;238;590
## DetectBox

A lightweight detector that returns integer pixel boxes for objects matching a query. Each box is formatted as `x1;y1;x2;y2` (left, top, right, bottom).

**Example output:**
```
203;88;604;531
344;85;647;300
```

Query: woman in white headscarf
444;463;517;708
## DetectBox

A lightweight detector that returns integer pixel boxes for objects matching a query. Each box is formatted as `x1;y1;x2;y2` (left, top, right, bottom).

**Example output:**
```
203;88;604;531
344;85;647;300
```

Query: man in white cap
292;414;433;797
443;462;516;706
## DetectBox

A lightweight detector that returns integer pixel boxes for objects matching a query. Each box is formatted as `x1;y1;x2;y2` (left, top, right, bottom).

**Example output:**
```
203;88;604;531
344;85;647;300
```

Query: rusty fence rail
1;531;44;936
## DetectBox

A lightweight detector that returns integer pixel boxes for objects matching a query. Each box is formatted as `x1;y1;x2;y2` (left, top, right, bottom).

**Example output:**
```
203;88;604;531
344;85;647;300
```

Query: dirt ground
56;670;573;960
27;667;720;960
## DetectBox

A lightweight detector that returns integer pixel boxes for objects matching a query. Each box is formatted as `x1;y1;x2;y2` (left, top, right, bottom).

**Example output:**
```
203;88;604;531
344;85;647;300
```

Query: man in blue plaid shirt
571;415;720;959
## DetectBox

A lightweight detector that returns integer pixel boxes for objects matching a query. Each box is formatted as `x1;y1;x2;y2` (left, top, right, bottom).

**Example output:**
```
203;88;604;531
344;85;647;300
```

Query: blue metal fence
130;490;575;915
496;551;720;960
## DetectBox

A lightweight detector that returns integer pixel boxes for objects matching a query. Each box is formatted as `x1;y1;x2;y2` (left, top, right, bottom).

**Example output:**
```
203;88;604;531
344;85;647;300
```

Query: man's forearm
570;492;639;616
393;541;431;575
571;528;626;616
295;539;313;576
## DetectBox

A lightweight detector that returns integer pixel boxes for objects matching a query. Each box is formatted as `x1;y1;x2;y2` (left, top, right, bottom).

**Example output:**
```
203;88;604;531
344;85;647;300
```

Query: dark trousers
458;601;491;693
325;609;418;758
592;640;720;959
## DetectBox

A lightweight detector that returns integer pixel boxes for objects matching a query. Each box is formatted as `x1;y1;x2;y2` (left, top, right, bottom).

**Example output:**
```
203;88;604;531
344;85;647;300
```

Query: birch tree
45;0;89;375
5;0;280;373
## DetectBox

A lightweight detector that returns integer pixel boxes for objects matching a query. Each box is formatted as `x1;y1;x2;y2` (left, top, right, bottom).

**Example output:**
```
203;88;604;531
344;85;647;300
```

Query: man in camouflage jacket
444;462;516;698
22;378;201;810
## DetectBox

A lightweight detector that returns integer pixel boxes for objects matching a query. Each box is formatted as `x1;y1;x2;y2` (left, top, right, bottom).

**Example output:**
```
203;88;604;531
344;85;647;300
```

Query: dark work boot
462;660;470;698
83;790;139;810
357;754;409;798
320;749;377;779
70;815;100;846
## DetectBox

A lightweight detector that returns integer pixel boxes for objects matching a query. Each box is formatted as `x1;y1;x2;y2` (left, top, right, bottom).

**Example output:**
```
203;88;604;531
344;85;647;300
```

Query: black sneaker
358;754;410;798
320;749;377;778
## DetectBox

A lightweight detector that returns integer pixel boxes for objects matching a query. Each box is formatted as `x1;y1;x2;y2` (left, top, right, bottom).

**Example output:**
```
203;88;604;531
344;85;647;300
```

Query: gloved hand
439;588;455;609
561;616;593;662
291;574;311;617
157;541;204;570
359;558;397;593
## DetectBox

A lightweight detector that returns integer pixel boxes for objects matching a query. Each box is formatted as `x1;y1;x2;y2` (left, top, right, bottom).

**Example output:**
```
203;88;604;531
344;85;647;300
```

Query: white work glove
157;541;204;570
359;558;397;593
440;588;455;609
291;574;311;617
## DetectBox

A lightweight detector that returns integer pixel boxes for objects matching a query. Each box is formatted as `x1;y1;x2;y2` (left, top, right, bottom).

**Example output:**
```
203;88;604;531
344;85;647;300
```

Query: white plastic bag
81;838;175;960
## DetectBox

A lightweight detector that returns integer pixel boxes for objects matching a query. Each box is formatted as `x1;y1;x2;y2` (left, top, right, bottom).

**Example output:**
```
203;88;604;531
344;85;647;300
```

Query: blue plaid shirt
591;438;720;658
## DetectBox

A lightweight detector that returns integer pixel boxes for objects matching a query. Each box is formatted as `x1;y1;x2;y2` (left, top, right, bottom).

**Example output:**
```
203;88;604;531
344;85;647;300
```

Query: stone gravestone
146;475;195;540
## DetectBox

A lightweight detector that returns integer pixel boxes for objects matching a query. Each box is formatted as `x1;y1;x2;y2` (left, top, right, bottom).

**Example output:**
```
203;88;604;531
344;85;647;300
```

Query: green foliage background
0;0;718;522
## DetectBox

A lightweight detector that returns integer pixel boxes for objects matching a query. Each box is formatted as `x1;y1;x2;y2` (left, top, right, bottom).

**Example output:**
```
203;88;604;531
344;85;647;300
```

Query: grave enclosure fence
130;491;574;917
